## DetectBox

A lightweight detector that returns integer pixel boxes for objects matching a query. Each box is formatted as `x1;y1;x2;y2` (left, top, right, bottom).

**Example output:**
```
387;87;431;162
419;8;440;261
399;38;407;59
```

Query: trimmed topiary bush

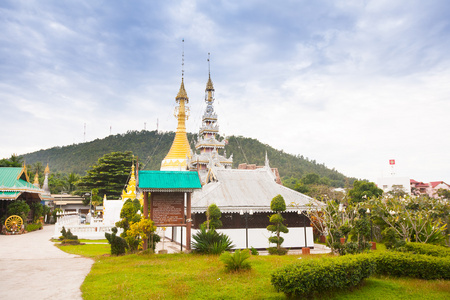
372;251;450;279
271;253;375;298
105;227;128;255
60;226;78;240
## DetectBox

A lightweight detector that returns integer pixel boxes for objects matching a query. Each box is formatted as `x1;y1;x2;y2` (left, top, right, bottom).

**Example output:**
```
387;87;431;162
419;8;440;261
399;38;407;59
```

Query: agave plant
191;225;234;254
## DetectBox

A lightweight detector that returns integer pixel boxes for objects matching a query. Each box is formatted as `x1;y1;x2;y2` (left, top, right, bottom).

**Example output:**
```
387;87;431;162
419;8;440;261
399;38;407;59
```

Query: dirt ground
0;225;93;300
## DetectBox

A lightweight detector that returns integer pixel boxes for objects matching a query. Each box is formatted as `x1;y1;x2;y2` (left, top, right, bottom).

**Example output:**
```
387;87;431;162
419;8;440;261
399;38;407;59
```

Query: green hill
22;130;353;187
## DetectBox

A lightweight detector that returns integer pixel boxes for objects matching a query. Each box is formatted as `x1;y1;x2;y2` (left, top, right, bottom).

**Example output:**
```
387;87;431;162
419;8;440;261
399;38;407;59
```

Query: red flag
389;159;395;165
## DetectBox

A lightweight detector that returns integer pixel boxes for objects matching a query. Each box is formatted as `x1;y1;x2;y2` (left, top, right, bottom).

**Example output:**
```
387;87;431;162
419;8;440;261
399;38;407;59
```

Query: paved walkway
0;225;93;300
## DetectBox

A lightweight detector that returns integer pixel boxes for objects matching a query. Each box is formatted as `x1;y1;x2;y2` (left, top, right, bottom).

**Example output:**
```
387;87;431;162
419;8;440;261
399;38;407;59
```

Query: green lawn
56;244;450;299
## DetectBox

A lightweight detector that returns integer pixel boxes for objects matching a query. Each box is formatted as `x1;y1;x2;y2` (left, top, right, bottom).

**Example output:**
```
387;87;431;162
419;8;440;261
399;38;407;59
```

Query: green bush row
372;251;450;279
399;242;450;257
271;253;375;297
26;223;42;232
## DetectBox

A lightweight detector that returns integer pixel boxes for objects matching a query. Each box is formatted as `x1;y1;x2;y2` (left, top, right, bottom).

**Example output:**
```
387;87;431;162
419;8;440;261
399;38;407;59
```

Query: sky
1;0;449;184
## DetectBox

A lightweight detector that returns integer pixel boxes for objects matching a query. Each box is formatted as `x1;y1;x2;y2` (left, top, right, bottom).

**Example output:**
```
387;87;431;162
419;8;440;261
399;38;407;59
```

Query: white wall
167;226;314;250
377;177;411;195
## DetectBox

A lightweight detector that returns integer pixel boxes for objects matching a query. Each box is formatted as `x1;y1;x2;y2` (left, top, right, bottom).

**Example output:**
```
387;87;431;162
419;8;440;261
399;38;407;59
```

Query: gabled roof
139;171;202;192
192;167;321;213
0;167;52;201
0;167;40;191
430;181;449;188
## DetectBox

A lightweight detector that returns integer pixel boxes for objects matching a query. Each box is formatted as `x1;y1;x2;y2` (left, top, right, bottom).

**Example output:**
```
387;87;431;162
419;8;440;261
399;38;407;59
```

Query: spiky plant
220;249;252;272
192;225;234;254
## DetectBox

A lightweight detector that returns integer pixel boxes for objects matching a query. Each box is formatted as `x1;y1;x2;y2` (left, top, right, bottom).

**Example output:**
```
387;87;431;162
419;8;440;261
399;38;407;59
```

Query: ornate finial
205;53;214;92
208;52;210;76
182;39;185;79
44;163;50;175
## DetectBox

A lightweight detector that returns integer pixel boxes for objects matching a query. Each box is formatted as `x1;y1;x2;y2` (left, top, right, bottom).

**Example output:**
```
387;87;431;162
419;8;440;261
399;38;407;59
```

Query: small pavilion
138;170;201;250
0;165;53;222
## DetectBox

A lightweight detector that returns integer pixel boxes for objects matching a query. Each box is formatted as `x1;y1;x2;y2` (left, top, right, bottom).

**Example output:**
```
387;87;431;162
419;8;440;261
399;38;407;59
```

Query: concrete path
0;225;93;300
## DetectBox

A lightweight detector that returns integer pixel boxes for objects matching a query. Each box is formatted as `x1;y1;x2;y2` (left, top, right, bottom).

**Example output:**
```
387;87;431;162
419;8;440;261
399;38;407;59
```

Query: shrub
105;227;128;255
271;253;375;298
7;200;30;222
126;218;158;252
268;247;288;255
220;249;251;272
203;203;223;230
250;246;259;255
382;227;406;249
60;226;78;240
26;223;42;232
267;195;289;254
192;225;234;254
400;242;450;257
372;251;450;279
61;239;81;245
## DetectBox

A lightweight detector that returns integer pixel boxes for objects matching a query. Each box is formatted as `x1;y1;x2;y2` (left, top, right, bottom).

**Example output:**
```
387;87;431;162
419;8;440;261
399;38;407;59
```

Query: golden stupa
160;78;192;170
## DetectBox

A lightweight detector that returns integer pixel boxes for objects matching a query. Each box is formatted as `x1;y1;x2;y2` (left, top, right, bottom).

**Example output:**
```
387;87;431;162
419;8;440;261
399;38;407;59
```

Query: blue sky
1;0;450;184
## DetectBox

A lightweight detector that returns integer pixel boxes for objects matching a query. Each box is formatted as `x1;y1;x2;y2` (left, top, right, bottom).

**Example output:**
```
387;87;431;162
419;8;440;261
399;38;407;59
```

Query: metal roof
0;167;53;201
191;167;322;213
138;171;202;192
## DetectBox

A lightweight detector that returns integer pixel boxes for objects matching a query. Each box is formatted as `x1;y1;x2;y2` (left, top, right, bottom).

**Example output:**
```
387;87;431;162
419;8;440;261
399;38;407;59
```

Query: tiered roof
0;166;52;201
191;72;232;177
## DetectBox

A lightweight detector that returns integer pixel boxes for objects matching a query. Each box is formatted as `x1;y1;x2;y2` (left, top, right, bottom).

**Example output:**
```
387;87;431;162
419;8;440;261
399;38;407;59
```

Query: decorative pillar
186;192;192;251
143;191;149;250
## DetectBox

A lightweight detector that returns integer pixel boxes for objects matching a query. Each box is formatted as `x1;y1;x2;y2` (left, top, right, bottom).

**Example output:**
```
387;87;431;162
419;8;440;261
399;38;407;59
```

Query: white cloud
1;0;449;185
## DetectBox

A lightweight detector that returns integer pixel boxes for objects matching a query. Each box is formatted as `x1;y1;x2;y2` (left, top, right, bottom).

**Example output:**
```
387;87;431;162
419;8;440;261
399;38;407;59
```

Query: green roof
138;171;202;190
0;167;39;190
0;167;51;201
0;191;21;200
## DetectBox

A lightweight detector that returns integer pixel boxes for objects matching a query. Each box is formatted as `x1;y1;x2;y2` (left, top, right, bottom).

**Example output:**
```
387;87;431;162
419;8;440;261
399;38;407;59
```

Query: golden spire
177;78;189;101
44;163;50;175
161;79;192;170
121;163;137;200
33;172;40;185
161;40;192;170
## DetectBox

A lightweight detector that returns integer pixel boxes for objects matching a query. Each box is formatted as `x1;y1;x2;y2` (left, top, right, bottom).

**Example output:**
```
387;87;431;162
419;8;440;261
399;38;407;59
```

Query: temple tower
42;164;50;194
33;172;40;188
191;55;233;181
160;78;192;170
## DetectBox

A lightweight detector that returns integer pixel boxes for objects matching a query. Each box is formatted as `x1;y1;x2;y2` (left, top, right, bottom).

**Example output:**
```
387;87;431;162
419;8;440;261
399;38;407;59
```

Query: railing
53;211;122;239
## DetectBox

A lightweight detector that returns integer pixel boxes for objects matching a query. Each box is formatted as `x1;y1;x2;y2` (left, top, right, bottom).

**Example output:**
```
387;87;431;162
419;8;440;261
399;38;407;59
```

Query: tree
368;195;448;245
30;202;44;222
301;173;320;185
267;195;289;254
203;204;222;230
347;180;383;204
77;151;134;199
67;172;80;192
0;154;23;167
6;200;30;222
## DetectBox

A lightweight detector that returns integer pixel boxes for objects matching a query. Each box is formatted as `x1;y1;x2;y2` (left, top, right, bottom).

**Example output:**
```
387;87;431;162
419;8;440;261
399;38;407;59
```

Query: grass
56;243;110;258
56;244;450;300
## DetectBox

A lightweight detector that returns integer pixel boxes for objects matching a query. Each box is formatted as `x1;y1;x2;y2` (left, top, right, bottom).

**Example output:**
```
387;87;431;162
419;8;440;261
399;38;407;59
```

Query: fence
53;211;122;239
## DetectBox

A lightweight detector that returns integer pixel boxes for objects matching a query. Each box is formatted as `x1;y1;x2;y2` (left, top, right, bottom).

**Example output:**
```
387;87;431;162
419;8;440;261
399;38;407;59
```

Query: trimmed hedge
26;223;42;232
400;242;450;258
372;251;450;279
271;253;375;297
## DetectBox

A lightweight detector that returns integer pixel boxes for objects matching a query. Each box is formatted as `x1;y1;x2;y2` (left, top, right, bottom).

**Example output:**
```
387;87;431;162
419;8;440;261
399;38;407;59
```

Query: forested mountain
22;130;354;187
